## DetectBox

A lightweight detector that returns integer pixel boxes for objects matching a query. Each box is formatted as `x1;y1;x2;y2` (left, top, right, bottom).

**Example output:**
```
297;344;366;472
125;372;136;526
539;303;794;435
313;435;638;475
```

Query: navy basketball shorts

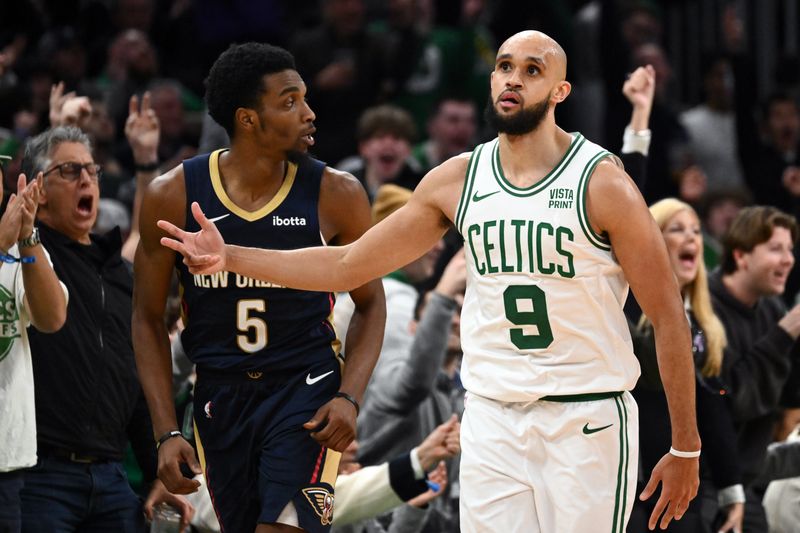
193;357;342;532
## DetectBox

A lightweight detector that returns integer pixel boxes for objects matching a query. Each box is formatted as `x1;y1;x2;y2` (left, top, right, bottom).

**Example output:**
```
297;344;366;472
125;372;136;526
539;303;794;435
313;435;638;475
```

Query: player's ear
551;81;571;104
235;108;257;132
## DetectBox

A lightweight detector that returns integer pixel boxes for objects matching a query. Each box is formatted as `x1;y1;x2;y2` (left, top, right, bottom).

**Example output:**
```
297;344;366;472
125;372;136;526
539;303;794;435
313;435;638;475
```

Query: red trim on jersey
310;447;326;483
206;466;226;533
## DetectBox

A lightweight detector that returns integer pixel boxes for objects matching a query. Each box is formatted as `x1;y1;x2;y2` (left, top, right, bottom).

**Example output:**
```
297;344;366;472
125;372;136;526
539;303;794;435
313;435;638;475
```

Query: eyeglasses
43;161;102;182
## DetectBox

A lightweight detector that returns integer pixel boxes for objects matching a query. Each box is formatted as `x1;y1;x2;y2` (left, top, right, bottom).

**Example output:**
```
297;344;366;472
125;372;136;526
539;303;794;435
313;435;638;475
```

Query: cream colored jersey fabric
456;133;640;402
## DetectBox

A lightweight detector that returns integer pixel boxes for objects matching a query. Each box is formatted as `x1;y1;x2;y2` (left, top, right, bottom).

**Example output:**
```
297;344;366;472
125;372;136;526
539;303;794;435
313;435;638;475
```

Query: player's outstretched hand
303;396;357;452
157;436;202;495
639;452;699;530
158;202;227;274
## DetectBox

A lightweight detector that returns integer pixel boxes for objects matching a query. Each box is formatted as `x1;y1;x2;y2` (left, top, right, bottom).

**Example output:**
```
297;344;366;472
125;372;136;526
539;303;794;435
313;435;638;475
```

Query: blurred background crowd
2;0;800;532
0;0;797;250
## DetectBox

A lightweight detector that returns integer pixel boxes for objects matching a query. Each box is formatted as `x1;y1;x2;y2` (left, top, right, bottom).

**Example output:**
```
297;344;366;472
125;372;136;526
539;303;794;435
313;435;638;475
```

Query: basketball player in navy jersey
132;43;386;533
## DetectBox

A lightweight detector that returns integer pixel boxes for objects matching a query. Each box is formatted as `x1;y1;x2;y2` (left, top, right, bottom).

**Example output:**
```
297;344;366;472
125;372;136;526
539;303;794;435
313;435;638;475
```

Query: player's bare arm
132;166;202;495
302;167;386;452
587;159;700;530
159;154;470;290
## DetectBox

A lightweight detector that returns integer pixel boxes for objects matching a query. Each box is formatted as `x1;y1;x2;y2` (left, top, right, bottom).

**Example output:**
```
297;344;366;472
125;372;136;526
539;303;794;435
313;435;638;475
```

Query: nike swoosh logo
472;190;500;202
208;213;230;223
306;370;334;385
582;422;613;435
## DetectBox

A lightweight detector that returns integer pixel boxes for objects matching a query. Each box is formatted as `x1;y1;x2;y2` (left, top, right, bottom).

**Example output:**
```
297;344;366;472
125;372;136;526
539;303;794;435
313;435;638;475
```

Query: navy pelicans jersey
177;150;340;373
455;133;641;402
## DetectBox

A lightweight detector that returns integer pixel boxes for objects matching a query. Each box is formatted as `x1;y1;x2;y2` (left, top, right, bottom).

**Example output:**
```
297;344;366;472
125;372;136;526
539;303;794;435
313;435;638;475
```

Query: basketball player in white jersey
157;31;700;532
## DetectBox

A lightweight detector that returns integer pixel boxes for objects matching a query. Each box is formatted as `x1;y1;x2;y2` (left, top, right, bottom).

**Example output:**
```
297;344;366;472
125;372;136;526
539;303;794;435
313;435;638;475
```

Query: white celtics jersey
455;133;640;402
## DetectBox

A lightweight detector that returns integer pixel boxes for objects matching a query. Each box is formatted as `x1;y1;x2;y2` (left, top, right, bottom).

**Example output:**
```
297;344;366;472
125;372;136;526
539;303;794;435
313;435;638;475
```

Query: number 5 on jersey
237;299;268;352
503;285;553;350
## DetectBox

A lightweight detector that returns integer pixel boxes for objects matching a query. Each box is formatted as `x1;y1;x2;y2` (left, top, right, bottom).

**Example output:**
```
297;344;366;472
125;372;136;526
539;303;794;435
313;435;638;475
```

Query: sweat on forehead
497;31;567;77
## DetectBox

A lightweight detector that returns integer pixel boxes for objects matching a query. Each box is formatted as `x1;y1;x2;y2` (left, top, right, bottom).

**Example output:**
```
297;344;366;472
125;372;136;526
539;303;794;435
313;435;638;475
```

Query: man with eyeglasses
0;156;68;533
17;126;192;531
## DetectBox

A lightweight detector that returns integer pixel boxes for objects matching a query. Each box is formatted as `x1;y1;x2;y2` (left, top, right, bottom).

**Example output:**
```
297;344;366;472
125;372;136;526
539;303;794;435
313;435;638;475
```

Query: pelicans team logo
0;286;20;362
302;487;334;525
204;401;213;419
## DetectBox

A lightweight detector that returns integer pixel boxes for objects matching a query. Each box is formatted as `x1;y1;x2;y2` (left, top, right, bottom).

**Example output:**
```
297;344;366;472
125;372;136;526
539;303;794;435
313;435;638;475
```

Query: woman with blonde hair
628;198;744;533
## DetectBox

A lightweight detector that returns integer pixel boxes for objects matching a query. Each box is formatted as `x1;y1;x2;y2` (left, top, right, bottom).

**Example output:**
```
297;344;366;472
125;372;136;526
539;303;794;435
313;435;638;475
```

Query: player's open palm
303;397;357;452
158;201;227;274
640;453;699;530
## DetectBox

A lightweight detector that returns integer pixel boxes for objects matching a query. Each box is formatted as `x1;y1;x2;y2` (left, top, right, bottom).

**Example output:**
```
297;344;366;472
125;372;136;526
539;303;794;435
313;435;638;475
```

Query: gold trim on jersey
320;449;341;487
178;281;187;327
208;149;297;222
193;420;207;474
326;303;343;364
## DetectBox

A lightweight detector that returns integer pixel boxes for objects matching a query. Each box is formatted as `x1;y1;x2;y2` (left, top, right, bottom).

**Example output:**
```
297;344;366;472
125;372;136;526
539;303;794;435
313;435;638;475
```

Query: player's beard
484;93;550;136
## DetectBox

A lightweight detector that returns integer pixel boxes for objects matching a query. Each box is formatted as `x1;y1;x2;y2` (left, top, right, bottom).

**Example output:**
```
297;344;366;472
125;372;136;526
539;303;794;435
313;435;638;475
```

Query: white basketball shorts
460;391;638;532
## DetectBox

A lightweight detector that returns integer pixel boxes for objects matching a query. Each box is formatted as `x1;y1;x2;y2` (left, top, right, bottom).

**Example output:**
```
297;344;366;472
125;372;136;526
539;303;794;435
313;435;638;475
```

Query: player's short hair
721;206;798;274
205;42;296;138
357;105;416;143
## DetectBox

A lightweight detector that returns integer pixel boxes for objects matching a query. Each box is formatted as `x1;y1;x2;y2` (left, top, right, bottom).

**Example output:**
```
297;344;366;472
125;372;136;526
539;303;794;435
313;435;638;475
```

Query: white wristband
669;446;701;458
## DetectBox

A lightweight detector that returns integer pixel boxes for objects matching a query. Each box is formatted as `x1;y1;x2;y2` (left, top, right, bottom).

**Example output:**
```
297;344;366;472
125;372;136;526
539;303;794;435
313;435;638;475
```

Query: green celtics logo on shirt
0;285;20;362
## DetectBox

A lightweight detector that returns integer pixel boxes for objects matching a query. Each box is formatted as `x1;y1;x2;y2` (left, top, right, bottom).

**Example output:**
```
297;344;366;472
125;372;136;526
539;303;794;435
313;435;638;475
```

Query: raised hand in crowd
408;415;460;509
126;92;160;167
17;172;42;239
623;64;656;132
0;180;25;253
48;82;92;129
0;173;41;253
122;91;161;261
416;414;461;472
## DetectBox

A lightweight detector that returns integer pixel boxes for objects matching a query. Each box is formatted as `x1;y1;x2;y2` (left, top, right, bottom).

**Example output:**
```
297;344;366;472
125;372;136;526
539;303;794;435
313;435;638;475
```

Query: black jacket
28;223;156;480
708;269;798;484
631;311;742;493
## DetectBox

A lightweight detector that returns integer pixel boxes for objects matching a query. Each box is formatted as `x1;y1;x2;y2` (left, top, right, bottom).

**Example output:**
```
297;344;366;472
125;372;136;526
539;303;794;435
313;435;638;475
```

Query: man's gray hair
22;126;92;179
